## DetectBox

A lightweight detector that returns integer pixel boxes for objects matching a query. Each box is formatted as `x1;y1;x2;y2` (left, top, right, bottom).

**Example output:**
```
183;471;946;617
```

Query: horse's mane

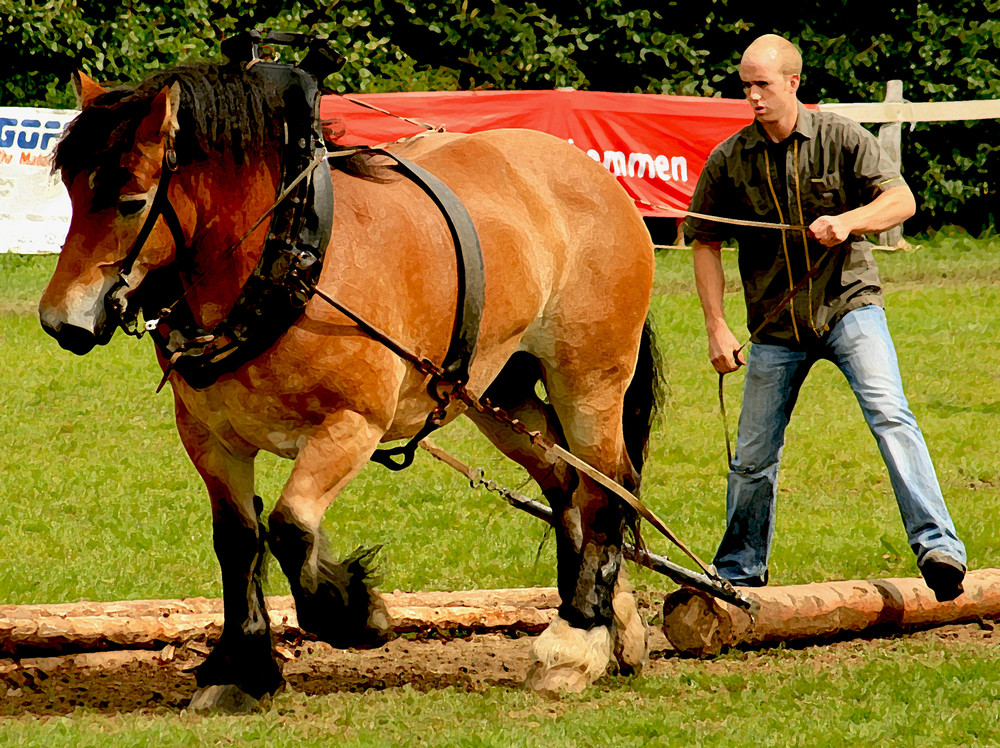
53;62;373;210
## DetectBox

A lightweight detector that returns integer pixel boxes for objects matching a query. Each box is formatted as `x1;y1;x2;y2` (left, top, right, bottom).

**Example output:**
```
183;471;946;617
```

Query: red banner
320;90;753;218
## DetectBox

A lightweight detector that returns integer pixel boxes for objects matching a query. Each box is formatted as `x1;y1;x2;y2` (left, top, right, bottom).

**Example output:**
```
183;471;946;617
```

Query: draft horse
39;62;660;709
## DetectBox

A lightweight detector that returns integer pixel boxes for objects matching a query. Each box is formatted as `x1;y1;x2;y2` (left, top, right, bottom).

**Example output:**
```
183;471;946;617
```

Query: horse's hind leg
531;362;651;693
469;353;649;693
267;408;394;649
174;400;283;713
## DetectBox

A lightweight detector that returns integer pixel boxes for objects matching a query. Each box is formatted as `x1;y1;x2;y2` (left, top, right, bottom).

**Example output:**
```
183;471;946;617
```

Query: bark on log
0;588;560;658
662;569;1000;657
0;649;168;677
0;588;559;621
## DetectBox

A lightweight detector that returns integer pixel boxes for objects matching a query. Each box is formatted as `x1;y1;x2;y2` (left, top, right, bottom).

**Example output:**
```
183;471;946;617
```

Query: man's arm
692;239;745;374
809;184;917;247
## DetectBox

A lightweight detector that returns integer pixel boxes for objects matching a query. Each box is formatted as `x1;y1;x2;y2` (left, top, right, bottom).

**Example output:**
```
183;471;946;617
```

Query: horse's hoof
187;684;270;714
612;577;649;676
356;593;395;649
525;616;612;697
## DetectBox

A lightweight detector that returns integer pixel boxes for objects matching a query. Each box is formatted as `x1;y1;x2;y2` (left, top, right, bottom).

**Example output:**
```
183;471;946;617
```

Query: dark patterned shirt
684;102;905;347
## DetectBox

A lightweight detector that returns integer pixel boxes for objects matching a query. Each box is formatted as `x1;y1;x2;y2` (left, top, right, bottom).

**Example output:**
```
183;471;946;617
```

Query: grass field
1;230;998;745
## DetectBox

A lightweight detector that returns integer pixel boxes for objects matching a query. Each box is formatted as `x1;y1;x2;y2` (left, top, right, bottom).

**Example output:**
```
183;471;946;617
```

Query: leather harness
117;36;484;470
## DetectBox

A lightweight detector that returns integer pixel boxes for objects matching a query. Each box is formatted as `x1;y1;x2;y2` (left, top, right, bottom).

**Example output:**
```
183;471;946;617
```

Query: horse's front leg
268;407;394;649
174;398;283;713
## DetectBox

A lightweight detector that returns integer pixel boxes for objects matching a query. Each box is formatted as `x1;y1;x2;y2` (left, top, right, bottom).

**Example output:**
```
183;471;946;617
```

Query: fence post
877;79;904;247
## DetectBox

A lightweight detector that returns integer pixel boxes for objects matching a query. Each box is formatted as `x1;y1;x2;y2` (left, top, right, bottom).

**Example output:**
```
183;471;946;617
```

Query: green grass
2;231;999;744
2;636;1000;746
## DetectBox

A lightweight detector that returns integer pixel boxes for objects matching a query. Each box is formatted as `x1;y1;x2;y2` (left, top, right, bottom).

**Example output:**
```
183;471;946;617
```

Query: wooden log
0;588;558;621
389;604;555;634
0;612;227;657
386;588;559;611
662;569;1000;657
0;596;235;621
0;588;560;658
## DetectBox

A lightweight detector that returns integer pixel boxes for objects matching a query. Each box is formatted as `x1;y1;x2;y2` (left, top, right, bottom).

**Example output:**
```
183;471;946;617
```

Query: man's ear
788;73;801;95
73;71;106;109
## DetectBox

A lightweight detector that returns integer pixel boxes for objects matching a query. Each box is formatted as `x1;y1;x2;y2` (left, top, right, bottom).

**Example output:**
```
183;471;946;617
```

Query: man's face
739;55;799;125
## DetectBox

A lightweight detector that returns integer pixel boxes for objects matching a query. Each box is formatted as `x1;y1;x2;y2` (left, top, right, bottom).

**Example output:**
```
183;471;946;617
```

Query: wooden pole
661;569;1000;657
877;79;904;248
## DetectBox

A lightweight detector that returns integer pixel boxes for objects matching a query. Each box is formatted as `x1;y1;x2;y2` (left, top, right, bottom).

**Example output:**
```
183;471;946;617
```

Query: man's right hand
707;323;746;374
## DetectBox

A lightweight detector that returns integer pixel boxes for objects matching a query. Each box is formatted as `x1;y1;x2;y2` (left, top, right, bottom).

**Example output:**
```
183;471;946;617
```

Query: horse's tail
623;317;664;484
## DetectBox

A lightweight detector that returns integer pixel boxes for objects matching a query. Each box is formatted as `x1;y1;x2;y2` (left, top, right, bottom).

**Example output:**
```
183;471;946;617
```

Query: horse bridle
105;144;188;337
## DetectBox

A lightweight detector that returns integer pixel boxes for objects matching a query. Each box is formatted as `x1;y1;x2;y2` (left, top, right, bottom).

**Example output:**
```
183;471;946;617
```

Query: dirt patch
2;619;996;717
0;633;536;716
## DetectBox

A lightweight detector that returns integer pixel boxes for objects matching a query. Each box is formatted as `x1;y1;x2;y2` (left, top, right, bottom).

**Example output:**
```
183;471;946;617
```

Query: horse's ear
73;71;106;109
163;82;181;137
136;83;182;144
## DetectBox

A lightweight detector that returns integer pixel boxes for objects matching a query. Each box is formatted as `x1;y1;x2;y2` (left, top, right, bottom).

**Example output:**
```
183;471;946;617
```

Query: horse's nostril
52;324;98;355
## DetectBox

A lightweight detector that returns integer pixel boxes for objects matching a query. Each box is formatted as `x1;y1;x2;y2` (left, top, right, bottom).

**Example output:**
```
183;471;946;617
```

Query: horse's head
40;64;286;354
39;72;187;354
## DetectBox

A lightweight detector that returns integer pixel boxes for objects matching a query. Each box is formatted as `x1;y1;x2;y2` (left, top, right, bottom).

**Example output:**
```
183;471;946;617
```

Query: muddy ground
2;610;996;717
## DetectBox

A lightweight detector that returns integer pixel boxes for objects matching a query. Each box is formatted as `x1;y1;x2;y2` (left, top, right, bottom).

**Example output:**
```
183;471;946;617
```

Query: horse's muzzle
42;321;101;355
40;302;117;355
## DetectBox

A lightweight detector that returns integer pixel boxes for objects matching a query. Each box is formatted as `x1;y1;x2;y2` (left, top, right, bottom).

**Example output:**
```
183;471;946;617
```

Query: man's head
740;35;802;133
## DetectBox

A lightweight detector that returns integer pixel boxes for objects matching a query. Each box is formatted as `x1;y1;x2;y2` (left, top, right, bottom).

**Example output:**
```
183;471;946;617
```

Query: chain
421;438;753;611
469;467;501;494
437;380;719;579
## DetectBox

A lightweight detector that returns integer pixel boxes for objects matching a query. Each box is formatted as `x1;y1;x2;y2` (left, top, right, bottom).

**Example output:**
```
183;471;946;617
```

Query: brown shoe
920;552;966;602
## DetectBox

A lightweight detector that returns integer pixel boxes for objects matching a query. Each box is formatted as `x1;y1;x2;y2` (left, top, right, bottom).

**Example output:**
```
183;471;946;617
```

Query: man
684;34;967;601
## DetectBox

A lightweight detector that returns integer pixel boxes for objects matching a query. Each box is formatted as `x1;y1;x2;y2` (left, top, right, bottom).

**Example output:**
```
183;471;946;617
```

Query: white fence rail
818;81;1000;246
821;98;1000;124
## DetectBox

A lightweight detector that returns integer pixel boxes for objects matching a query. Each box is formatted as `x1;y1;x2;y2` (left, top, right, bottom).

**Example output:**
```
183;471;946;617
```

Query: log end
661;588;738;657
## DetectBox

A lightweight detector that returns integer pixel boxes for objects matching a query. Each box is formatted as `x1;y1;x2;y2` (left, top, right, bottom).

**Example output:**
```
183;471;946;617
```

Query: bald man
684;34;967;601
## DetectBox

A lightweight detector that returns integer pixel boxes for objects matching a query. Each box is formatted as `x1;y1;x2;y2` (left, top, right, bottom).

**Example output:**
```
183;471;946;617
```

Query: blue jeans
714;305;966;585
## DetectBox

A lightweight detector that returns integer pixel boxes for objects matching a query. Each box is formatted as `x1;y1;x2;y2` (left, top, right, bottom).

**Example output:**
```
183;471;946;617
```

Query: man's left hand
808;215;852;247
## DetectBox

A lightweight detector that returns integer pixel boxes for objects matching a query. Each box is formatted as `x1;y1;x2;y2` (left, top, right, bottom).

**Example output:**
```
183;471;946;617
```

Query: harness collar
125;62;484;407
140;58;335;390
114;35;486;475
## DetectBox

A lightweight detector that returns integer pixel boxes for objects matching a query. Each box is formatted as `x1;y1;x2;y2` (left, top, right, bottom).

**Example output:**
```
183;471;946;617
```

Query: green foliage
1;2;997;225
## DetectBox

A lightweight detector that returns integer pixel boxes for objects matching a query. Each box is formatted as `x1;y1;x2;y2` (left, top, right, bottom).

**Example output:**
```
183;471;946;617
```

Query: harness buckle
290;247;317;270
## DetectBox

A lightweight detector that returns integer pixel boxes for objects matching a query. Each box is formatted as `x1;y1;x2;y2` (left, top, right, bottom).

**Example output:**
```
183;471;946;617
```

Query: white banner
0;107;79;254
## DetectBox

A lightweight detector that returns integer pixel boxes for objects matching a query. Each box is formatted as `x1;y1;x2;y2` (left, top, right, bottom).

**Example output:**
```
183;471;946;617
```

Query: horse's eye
118;198;147;217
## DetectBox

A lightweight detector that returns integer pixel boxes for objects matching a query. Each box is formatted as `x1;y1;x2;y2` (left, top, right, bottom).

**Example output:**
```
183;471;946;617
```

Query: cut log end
661;588;730;657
